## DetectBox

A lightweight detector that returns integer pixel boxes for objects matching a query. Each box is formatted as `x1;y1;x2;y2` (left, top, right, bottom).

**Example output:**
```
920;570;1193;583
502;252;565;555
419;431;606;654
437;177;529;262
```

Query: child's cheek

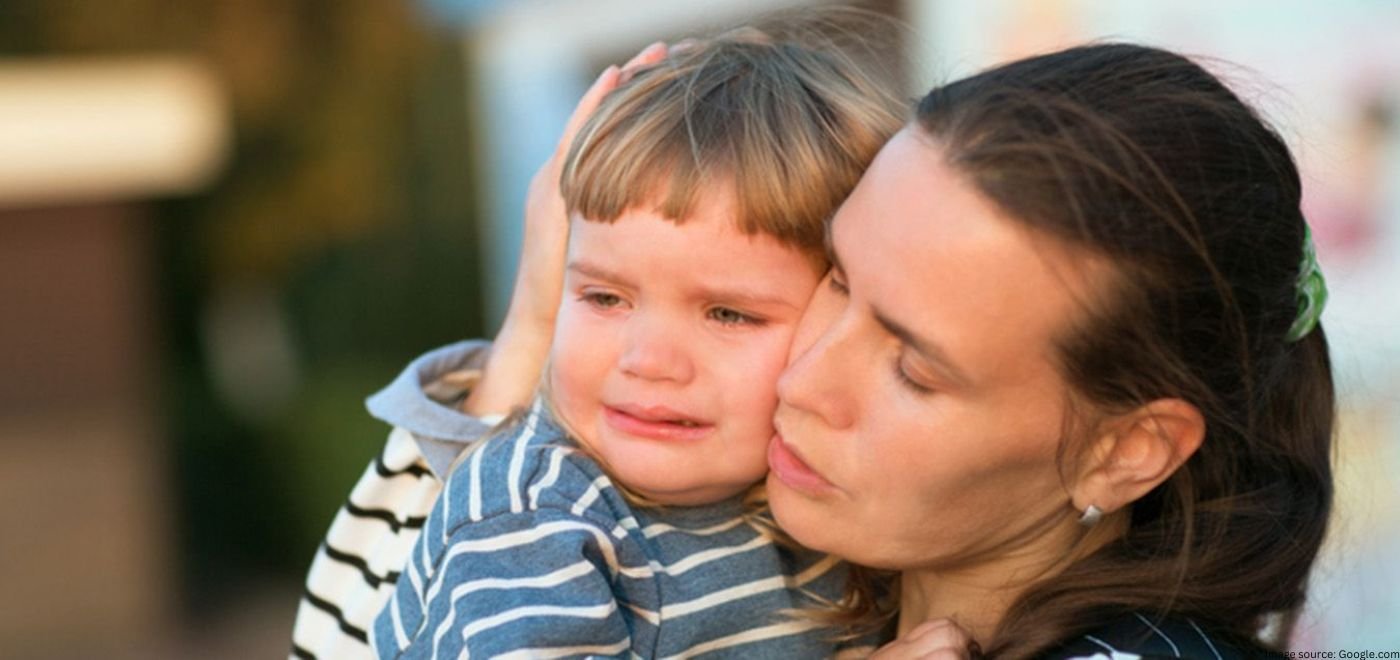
547;308;604;432
753;323;802;385
731;326;797;429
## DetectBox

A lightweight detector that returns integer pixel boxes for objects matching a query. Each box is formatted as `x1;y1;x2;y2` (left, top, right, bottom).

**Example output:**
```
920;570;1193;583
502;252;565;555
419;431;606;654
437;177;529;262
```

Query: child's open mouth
602;404;714;441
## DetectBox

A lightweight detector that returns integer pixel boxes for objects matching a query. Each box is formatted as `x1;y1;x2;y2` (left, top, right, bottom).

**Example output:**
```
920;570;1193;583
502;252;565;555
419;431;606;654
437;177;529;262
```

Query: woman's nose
777;289;856;430
617;315;695;384
788;275;845;365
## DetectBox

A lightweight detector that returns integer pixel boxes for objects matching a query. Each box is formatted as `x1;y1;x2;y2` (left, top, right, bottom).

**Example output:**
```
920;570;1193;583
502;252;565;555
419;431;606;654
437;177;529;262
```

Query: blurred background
0;0;1395;657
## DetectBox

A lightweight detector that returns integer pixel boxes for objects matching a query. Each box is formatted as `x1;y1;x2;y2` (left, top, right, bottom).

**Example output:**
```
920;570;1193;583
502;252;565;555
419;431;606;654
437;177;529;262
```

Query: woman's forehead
831;130;1101;384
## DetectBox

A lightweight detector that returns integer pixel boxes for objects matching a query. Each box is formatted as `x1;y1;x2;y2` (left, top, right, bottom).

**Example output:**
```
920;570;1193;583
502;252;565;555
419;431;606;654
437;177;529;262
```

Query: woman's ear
1072;398;1205;517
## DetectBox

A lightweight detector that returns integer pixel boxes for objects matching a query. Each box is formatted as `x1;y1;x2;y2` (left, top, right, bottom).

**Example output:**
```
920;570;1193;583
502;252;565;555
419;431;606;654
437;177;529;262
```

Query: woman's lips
603;404;713;441
767;433;837;495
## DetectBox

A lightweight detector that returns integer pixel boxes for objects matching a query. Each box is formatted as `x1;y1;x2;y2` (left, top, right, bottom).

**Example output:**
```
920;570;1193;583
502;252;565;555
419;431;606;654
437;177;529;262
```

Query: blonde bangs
560;16;905;267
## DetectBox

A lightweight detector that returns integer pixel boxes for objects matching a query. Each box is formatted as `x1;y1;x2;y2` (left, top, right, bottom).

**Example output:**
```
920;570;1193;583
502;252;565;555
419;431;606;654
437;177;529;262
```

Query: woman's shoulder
1046;613;1279;660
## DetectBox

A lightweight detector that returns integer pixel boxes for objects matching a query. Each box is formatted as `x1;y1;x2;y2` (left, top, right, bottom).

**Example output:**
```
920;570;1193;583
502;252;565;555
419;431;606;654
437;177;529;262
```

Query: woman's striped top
291;341;498;660
291;427;449;659
373;399;857;659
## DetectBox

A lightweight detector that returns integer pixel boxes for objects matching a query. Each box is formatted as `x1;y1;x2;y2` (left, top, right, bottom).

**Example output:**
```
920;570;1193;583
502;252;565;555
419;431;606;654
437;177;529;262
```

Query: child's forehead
568;205;824;290
572;185;827;272
573;195;767;248
574;211;809;259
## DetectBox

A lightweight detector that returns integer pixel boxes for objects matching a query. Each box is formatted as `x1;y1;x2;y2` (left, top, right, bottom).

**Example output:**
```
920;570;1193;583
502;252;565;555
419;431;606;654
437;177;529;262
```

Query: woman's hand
869;619;981;660
512;41;669;328
463;42;669;415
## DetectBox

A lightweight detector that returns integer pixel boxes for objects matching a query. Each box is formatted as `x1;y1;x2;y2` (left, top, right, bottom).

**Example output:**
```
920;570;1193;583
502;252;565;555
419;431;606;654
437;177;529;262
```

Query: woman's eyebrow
872;308;973;389
829;221;970;386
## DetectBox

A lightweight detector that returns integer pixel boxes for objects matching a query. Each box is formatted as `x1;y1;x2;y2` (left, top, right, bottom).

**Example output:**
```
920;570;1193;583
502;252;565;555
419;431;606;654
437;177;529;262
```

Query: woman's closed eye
894;354;937;395
827;271;850;296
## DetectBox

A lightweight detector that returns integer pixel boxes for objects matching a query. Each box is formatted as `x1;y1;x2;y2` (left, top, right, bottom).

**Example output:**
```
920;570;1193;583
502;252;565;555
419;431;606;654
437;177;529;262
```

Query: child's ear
1071;398;1205;519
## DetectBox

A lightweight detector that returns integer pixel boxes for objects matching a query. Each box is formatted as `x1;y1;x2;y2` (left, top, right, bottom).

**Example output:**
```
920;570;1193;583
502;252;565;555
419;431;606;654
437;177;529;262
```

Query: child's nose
618;317;694;384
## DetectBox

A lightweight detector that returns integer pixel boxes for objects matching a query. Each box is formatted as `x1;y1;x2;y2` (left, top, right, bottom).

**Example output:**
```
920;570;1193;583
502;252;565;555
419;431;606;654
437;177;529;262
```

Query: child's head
547;18;903;505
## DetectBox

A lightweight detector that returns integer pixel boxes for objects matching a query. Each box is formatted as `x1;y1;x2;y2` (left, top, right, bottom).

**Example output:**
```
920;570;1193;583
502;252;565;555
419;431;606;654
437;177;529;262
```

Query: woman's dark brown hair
881;43;1334;657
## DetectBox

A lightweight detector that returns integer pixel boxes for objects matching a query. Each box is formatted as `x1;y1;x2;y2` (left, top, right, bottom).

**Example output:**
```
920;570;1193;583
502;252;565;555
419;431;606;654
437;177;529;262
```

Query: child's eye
708;307;762;326
581;291;625;309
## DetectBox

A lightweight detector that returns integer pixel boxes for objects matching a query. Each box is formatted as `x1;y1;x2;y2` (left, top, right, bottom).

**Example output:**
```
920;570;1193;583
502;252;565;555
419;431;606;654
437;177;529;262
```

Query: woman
328;40;1333;659
766;43;1333;657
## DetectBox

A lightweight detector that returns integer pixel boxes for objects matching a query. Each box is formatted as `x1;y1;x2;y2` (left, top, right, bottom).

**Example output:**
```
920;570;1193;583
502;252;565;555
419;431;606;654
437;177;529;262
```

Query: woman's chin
766;472;838;552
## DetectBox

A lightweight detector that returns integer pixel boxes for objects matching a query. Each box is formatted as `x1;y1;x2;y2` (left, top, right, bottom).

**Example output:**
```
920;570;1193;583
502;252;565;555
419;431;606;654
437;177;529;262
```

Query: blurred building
0;57;226;657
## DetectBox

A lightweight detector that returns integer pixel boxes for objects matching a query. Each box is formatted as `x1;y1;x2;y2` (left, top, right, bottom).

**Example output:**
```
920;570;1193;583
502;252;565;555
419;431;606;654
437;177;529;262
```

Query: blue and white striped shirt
372;400;856;659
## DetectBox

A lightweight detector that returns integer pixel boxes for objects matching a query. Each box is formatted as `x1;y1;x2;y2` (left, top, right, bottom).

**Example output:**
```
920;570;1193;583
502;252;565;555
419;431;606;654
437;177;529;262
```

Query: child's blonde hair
560;11;905;269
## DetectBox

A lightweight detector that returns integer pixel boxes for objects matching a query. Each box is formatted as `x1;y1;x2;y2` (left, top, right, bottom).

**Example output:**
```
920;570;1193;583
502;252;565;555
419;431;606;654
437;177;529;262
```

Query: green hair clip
1285;226;1328;342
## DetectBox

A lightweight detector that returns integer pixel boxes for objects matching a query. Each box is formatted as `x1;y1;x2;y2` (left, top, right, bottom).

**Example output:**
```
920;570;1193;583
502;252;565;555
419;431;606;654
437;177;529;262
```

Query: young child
289;46;669;660
370;24;903;659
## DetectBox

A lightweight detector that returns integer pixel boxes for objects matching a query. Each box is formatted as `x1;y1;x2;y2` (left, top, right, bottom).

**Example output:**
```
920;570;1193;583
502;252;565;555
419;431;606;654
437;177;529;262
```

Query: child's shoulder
437;403;626;530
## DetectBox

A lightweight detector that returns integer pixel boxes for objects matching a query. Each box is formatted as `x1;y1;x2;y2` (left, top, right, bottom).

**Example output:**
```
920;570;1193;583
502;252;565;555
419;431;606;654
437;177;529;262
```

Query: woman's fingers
623;40;668;70
526;40;670;292
870;619;979;660
559;40;666;152
618;40;668;84
669;38;698;55
562;40;667;157
556;64;620;159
